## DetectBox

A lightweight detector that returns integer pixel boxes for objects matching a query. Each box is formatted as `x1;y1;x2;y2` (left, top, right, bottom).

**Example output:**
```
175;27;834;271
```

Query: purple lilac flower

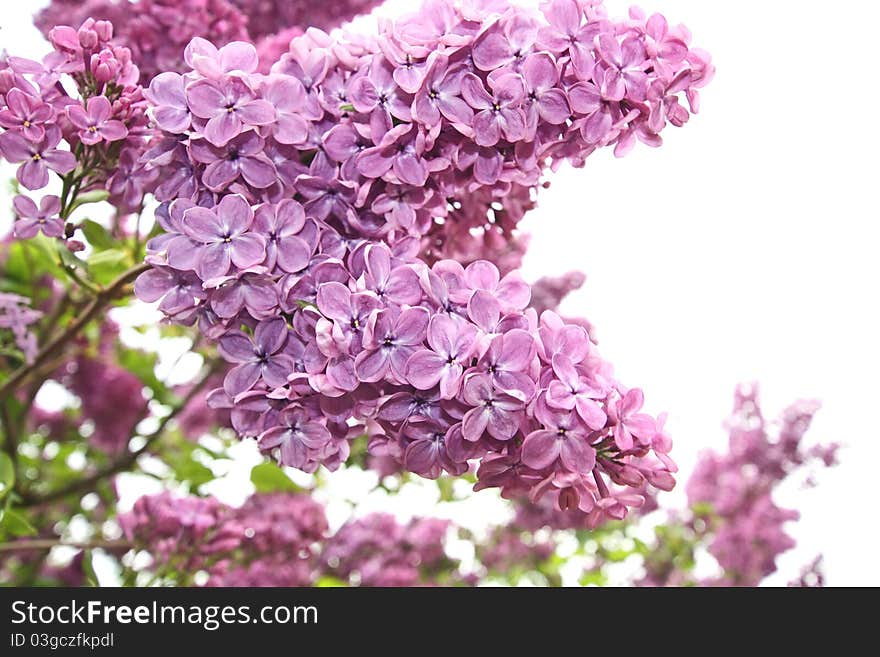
0;126;75;190
131;0;715;523
66;96;128;145
12;194;63;239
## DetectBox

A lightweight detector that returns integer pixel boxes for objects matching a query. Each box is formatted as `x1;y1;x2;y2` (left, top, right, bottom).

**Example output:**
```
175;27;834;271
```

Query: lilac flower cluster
34;0;387;85
34;0;250;86
119;492;466;586
0;19;153;230
206;492;328;586
119;491;244;573
135;0;708;522
230;0;385;40
120;491;326;584
0;292;42;363
476;524;555;574
685;384;839;586
323;513;462;586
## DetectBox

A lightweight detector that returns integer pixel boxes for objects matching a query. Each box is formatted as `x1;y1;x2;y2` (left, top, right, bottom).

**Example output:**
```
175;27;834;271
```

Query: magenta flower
295;175;356;221
461;72;526;146
403;420;467;478
643;13;689;77
189;131;277;191
521;53;570;128
595;34;649;102
184;38;260;79
12;194;63;239
446;260;531;313
546;354;607;430
472;13;538;70
406;314;477;399
66;96;128;145
219;318;296;396
260;76;309;145
347;54;412;132
258;404;331;472
476;329;536;401
134;265;206;316
0;125;75;190
567;79;613;144
361;244;422;306
209;271;279;319
146;72;191;133
0;87;54;141
357;123;435;186
180;194;266;280
537;0;602;64
412;54;473;128
461;374;524;442
252;200;313;273
521;397;596;472
316;281;381;351
186;76;276;146
611;388;657;451
355;307;429;383
370;185;427;231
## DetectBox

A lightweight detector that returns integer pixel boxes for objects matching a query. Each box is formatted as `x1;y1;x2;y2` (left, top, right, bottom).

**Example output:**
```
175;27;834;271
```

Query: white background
2;0;878;585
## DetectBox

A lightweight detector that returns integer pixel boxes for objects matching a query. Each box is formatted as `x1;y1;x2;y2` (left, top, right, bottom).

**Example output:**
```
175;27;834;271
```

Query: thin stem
0;262;150;399
59;257;99;294
22;358;221;507
0;399;20;472
0;539;132;554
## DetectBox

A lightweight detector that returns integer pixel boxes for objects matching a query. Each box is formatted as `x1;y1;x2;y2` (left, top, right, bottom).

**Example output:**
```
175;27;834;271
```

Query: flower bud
90;50;120;83
48;25;80;53
94;20;113;43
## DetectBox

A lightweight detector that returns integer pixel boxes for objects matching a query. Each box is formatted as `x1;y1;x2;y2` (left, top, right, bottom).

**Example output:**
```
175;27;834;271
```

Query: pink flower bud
48;25;80;53
78;27;98;50
90;51;120;83
94;20;113;42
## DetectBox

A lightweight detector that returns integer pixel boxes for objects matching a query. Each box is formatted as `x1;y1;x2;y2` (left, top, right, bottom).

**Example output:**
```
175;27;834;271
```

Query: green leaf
172;455;215;488
0;453;14;500
57;242;90;273
250;462;303;493
2;509;37;537
87;248;130;285
81;549;98;587
338;103;355;113
68;189;110;215
80;219;116;251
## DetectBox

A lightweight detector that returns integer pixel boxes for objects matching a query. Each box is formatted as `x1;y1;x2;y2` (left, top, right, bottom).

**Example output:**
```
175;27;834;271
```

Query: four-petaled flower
67;96;128;145
186;76;276;146
219;317;297;396
12;194;63;238
406;314;478;399
461;374;524;442
461;72;527;147
180;194;267;280
0;126;76;190
0;88;53;141
355;307;429;383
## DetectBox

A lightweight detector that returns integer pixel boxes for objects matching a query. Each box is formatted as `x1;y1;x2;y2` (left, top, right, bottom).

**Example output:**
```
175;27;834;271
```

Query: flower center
23;120;31;127
88;126;98;132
